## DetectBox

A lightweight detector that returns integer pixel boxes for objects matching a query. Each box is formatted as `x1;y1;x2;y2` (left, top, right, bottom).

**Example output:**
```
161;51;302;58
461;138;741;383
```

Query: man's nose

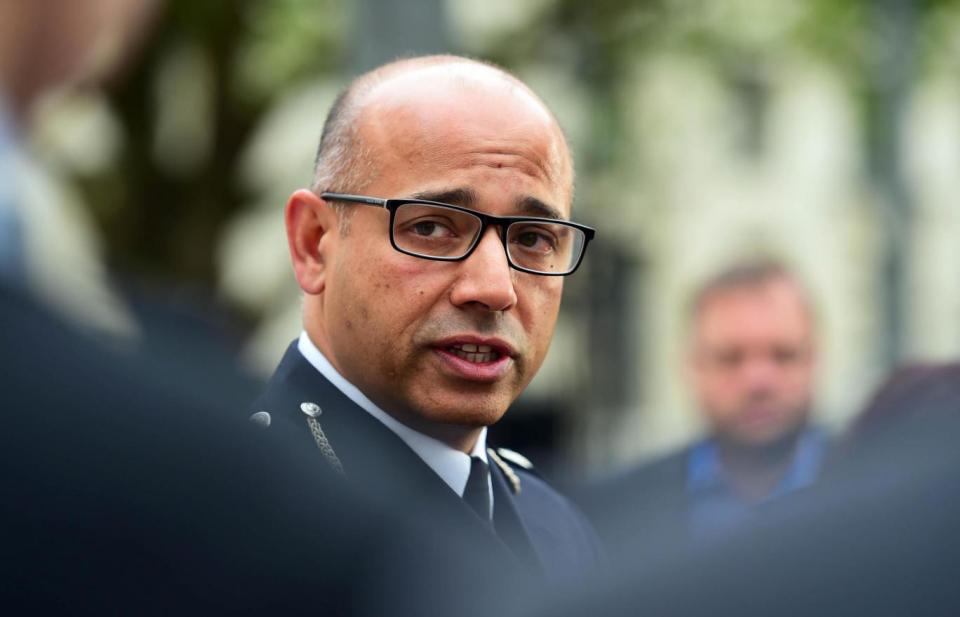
449;227;518;312
741;355;779;386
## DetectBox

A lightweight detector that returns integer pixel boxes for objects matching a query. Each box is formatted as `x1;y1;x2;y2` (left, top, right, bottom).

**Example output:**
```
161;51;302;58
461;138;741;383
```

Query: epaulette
488;447;538;494
495;447;534;471
300;401;345;476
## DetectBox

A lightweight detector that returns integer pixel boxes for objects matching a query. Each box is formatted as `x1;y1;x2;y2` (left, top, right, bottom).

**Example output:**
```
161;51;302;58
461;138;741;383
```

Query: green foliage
235;0;346;102
78;0;347;291
70;0;956;303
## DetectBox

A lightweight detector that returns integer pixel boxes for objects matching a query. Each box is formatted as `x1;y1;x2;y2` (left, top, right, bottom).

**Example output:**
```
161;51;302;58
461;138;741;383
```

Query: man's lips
739;403;782;426
432;336;516;382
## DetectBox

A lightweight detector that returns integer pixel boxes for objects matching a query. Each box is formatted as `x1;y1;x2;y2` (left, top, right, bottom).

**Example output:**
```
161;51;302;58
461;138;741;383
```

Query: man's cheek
386;252;437;278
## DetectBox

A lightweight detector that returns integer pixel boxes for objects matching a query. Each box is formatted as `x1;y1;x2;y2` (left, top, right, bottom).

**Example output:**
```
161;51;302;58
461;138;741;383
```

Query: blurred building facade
18;0;960;473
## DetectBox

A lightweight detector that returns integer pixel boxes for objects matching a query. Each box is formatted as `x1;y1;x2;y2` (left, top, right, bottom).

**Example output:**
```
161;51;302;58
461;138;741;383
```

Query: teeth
448;347;501;363
456;343;493;353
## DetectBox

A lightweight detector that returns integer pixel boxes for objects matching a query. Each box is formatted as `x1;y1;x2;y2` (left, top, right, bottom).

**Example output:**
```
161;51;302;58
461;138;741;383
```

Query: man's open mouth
446;343;501;363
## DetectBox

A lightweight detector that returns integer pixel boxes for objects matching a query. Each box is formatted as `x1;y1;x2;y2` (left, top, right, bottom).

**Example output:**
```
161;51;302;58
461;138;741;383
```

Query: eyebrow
516;196;563;220
411;188;477;208
409;188;565;220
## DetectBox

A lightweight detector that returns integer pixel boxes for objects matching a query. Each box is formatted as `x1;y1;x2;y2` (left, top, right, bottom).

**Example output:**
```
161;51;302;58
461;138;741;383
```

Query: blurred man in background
252;54;601;589
583;260;826;554
681;261;825;522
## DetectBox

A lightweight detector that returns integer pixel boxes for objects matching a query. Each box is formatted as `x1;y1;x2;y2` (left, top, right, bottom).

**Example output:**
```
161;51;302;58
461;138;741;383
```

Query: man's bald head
311;55;574;227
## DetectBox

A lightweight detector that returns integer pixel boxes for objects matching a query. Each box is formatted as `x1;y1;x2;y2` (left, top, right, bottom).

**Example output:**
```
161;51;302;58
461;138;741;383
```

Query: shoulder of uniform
247;397;328;430
488;447;542;495
487;448;522;494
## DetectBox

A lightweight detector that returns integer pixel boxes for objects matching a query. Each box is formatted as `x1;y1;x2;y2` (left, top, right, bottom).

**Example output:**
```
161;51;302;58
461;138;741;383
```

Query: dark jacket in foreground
0;284;467;616
532;414;960;617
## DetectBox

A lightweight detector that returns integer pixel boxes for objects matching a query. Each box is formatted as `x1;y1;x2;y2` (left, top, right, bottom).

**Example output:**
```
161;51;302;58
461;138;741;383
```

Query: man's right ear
285;189;338;295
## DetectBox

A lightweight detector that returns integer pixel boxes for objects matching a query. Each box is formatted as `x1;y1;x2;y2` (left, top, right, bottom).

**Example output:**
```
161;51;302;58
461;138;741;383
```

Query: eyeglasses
321;192;595;276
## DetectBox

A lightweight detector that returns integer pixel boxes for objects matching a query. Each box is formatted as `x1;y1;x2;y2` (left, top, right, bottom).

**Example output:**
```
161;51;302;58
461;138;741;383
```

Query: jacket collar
253;341;541;572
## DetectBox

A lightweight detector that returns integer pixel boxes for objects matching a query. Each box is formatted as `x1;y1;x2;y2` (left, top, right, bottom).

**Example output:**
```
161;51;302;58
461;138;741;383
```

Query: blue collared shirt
686;428;826;535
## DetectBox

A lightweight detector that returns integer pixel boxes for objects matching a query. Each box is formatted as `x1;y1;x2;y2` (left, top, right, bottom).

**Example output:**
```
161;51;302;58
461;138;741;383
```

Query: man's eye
773;347;801;365
409;220;452;237
714;350;743;368
513;229;557;252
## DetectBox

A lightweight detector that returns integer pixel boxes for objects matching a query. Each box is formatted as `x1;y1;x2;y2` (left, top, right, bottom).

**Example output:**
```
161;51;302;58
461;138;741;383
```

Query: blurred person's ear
685;333;706;378
285;189;337;295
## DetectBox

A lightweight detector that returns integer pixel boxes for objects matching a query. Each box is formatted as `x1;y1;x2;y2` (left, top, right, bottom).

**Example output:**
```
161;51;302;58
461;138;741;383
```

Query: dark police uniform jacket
251;342;603;583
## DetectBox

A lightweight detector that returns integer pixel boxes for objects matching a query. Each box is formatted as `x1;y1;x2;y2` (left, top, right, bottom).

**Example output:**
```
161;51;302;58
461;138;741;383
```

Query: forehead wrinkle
471;118;556;162
467;130;572;211
466;147;553;186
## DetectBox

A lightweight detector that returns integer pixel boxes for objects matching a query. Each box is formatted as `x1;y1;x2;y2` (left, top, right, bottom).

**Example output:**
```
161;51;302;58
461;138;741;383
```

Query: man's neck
715;430;804;504
383;406;483;454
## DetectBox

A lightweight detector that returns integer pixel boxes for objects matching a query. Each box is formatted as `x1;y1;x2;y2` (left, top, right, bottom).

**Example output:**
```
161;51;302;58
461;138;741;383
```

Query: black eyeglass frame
320;192;595;276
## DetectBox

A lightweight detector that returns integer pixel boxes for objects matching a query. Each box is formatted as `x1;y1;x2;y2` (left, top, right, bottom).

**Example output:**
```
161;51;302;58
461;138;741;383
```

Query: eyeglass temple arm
320;192;388;208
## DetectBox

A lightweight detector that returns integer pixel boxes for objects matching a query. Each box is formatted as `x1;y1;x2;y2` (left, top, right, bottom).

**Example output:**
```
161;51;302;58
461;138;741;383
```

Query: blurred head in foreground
847;360;960;439
0;0;159;122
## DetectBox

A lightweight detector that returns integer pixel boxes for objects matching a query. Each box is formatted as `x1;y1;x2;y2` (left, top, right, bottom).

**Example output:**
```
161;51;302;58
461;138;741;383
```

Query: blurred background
10;0;960;477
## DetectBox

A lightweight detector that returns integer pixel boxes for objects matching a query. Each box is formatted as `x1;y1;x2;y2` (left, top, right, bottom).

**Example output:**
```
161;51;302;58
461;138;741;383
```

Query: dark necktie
463;456;491;520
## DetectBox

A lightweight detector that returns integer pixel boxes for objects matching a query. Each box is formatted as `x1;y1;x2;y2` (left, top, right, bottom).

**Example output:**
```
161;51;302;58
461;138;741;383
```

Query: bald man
250;56;601;584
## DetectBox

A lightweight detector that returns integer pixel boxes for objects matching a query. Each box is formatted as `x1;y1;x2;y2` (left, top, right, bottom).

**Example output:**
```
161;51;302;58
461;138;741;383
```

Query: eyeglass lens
392;203;585;273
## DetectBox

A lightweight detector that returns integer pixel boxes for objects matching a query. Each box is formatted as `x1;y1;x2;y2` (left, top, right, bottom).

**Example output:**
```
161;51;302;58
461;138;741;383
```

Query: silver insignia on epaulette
300;401;322;417
302;406;344;476
488;448;521;495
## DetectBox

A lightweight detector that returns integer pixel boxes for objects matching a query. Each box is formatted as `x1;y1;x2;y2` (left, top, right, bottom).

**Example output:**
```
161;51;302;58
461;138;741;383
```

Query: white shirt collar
297;332;490;505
